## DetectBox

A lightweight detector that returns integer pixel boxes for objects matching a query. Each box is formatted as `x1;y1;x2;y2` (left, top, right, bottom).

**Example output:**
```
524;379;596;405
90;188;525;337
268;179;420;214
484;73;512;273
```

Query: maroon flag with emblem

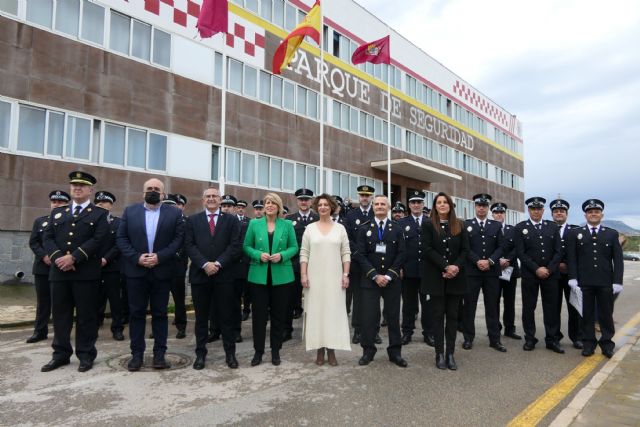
351;35;391;65
197;0;228;38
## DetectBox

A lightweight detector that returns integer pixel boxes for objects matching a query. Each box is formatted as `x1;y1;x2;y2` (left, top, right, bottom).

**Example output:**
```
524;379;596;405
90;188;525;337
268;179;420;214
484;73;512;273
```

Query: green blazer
243;217;299;285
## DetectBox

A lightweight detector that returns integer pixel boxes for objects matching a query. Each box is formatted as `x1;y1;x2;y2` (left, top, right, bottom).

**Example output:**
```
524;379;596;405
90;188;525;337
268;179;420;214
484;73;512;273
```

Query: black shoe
435;353;446;370
380;317;388;327
423;335;435;347
490;342;507;352
251;352;263;366
176;329;186;339
523;341;536;351
390;356;408;368
207;333;220;343
41;359;70;372
292;309;303;319
573;340;584;349
193;355;205;370
113;331;125;341
457;324;464;333
26;333;47;344
401;335;412;345
446;354;457;370
374;334;382;345
149;332;154;339
127;356;143;372
581;348;595;357
358;354;374;366
242;312;250;321
602;349;614;359
271;351;281;366
226;354;239;369
352;332;361;344
282;331;293;342
78;360;93;372
152;356;171;369
546;342;565;354
505;331;522;340
462;340;473;350
235;333;243;343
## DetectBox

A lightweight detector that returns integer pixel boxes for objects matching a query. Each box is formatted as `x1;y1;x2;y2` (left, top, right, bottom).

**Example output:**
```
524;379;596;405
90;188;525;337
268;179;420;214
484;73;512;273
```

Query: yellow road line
507;310;640;427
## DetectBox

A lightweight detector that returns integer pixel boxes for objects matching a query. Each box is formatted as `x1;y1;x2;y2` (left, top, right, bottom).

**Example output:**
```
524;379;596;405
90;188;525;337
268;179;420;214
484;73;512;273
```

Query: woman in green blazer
243;192;299;366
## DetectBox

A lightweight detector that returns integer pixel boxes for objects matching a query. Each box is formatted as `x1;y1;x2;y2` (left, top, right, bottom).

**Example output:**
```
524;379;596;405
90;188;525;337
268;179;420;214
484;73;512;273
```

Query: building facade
0;0;524;282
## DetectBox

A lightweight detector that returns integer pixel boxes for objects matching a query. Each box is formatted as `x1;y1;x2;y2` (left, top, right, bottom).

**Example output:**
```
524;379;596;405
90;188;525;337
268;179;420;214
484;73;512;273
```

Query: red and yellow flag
272;0;321;74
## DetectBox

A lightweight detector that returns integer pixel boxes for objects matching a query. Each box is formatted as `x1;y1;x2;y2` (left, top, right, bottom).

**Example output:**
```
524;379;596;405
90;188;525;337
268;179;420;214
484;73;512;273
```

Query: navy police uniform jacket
285;211;318;273
355;219;406;288
345;207;374;273
514;219;562;279
500;223;521;279
399;215;427;279
464;218;504;277
98;215;122;273
29;215;51;276
566;225;623;287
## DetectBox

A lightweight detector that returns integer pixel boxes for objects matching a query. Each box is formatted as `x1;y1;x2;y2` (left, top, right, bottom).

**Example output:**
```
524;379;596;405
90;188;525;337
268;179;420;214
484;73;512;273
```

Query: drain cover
106;352;192;371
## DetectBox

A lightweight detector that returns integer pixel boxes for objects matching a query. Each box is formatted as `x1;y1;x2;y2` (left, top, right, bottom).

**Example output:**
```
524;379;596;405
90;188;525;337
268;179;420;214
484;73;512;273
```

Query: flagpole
219;35;228;194
386;41;391;207
318;2;325;194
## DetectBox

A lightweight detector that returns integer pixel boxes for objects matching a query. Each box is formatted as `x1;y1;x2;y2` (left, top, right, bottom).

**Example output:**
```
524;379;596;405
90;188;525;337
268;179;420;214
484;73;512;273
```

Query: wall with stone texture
0;231;34;284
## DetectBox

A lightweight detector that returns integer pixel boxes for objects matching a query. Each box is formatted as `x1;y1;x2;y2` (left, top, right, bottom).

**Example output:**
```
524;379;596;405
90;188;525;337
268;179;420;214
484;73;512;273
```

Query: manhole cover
106;352;192;371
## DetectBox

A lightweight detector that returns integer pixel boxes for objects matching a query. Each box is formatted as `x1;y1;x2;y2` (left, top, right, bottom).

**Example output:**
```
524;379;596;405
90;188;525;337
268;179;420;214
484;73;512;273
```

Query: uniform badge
405;225;410;231
467;226;473;232
577;233;583;240
292;221;297;226
42;221;48;227
366;230;372;237
65;208;70;212
87;208;92;212
54;213;62;219
522;229;528;235
356;219;361;225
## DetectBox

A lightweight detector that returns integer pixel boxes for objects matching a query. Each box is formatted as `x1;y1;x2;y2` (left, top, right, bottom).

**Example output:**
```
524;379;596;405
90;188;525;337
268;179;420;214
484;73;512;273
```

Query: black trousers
284;272;301;335
126;274;170;358
209;295;219;335
242;280;252;314
192;280;236;357
582;286;615;353
349;270;363;333
431;294;461;354
33;274;51;336
521;277;560;344
557;274;582;343
98;271;124;333
233;277;245;334
251;281;293;354
401;277;434;337
170;276;187;330
51;279;99;362
463;275;501;344
361;282;402;359
121;277;129;323
497;277;517;333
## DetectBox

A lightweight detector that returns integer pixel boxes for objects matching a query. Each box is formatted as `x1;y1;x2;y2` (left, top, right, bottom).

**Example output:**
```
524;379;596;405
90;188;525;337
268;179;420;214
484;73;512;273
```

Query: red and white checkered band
452;80;509;127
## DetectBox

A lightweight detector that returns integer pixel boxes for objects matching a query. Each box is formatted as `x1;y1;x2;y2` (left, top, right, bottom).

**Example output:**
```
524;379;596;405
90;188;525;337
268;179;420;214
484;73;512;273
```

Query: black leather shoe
193;355;205;370
546;342;565;354
41;359;70;372
446;354;457;370
435;353;446;370
602;349;614;359
423;335;435;347
581;348;595;357
78;360;93;372
242;312;250;321
127;357;143;372
490;342;507;352
390;356;408;368
26;333;47;344
152;357;171;369
505;331;522;340
358;354;373;366
235;333;243;343
462;340;473;350
271;351;281;366
113;331;125;341
523;341;536;351
226;354;239;369
352;332;361;344
251;352;263;366
380;317;388;327
573;340;584;349
207;333;220;343
282;331;293;342
176;329;186;339
374;334;382;344
401;335;411;345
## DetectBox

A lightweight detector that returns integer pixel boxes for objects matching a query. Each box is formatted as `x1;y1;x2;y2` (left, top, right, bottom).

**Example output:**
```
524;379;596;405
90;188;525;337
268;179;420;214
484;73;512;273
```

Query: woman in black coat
421;192;469;370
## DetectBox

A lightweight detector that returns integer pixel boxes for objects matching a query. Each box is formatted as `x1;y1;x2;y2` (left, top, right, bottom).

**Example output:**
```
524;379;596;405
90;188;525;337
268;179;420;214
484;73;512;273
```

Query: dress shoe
41;359;70;372
602;349;614;359
380;317;388;327
78;360;93;372
490;342;507;353
113;331;125;341
176;329;186;339
127;357;143;372
235;333;243;343
282;331;293;342
271;350;281;366
523;341;536;351
152;356;171;369
457;324;464;333
390;356;408;368
462;340;473;350
242;312;250;321
573;340;584;349
546;342;565;354
358;353;374;366
149;332;154;339
251;352;263;366
446;354;457;371
327;349;338;366
505;331;522;340
435;353;447;370
352;332;361;344
226;354;239;369
374;334;382;344
193;355;206;370
26;333;47;344
581;348;595;357
423;335;435;347
207;333;220;343
401;335;412;345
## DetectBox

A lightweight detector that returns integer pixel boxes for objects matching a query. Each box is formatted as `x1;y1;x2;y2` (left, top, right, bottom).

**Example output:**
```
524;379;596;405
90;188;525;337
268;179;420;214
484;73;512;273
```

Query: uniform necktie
415;217;420;226
74;205;82;217
209;214;216;235
303;215;308;223
591;227;597;237
479;221;485;231
535;223;541;231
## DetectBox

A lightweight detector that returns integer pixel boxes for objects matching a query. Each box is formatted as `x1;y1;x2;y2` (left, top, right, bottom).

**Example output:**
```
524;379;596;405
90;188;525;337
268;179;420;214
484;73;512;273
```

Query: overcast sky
362;0;640;228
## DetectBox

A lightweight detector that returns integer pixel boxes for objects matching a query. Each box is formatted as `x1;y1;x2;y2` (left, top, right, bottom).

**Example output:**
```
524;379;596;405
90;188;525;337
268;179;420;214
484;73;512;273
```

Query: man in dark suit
462;194;506;352
550;198;582;349
235;199;252;321
41;172;109;373
514;197;564;353
185;188;242;369
168;193;189;339
567;199;623;358
491;202;522;340
26;190;70;344
94;191;125;341
356;195;407;368
116;178;185;372
399;190;434;346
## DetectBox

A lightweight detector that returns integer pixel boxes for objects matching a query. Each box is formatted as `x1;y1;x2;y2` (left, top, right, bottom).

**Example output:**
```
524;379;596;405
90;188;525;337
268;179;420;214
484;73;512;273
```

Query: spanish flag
272;0;321;74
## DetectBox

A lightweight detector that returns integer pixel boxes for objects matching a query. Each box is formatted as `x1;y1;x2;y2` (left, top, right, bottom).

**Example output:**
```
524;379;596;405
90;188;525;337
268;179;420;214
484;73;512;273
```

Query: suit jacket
500;223;521;279
29;215;51;276
43;204;110;281
421;220;469;296
185;211;242;285
344;207;374;273
285;211;318;273
514;219;562;279
355;218;406;288
465;218;504;277
98;215;122;273
116;203;185;279
173;214;189;279
567;225;624;287
243;217;298;285
399;215;428;278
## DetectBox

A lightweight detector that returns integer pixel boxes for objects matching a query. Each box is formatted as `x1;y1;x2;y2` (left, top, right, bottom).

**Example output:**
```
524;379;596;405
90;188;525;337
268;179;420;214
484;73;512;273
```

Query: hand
341;275;349;289
535;267;550;279
400;269;404;279
42;255;52;266
374;275;389;287
477;260;490;271
558;262;568;274
568;279;579;289
260;253;271;263
612;284;623;295
203;262;219;276
442;271;453;279
101;258;107;267
301;275;310;288
138;254;151;267
146;253;159;267
445;265;459;277
55;254;75;271
499;258;510;269
269;253;282;263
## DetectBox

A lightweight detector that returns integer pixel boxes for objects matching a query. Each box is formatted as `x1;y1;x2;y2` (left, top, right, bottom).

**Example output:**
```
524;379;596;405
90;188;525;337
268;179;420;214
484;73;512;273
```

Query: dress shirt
144;204;161;252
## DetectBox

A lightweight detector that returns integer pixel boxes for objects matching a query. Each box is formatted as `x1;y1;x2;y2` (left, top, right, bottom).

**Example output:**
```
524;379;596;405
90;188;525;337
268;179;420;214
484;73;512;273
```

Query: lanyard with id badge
376;221;386;254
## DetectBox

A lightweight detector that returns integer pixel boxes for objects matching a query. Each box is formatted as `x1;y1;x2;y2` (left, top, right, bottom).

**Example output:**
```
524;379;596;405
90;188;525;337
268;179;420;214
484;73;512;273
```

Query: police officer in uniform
567;200;623;358
462;194;506;352
550;198;582;349
356;195;407;367
391;202;406;221
236;200;252;320
168;193;189;339
94;191;125;341
490;202;522;340
26;190;70;343
331;196;346;223
399;190;434;346
514;197;564;353
284;188;318;340
235;200;249;222
252;200;264;219
220;195;244;342
41;171;109;372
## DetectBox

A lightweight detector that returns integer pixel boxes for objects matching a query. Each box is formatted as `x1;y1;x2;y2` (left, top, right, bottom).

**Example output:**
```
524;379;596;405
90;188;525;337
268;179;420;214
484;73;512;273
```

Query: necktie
74;205;82;217
591;227;597;238
415;217;420;226
332;216;337;222
303;215;308;223
479;221;485;231
378;221;384;240
208;214;216;235
535;223;541;231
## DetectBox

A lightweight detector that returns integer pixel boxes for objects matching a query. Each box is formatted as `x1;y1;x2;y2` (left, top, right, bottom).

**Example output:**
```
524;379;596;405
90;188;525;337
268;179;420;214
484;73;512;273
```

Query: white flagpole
219;35;228;195
386;57;391;205
318;3;325;194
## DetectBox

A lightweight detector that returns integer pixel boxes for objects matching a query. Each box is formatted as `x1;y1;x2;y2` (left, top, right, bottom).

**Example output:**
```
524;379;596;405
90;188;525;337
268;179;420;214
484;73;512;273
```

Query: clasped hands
442;265;459;279
260;252;282;263
138;253;159;268
55;254;76;272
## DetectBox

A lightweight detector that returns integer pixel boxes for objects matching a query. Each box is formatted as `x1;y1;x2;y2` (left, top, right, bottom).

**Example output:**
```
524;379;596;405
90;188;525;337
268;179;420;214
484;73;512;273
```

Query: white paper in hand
569;286;583;316
500;266;513;281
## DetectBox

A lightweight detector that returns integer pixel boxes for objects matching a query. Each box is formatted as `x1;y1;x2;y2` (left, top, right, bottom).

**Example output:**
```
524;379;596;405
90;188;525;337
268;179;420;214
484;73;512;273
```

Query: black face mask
144;191;161;205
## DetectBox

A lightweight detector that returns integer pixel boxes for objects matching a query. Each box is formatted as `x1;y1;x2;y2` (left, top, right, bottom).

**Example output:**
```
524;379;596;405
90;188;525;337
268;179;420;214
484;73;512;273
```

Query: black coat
285;211;318;273
420;220;469;296
514;219;562;279
98;216;122;273
355;219;406;288
399;215;428;278
500;223;520;279
567;225;624;287
464;218;503;277
345;207;374;273
29;215;50;276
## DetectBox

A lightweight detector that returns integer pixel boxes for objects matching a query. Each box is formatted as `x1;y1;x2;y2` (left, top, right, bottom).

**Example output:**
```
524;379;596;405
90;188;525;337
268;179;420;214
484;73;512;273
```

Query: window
306;166;316;193
283;161;294;190
109;11;170;66
81;0;105;45
0;101;11;148
132;20;151;61
148;133;166;170
64;115;91;160
47;112;64;156
211;145;220;181
104;123;125;165
110;11;130;55
152;28;171;67
270;158;282;188
296;163;305;189
226;149;241;183
55;0;80;37
244;65;258;97
245;0;258;13
285;3;297;30
18;106;46;154
350;108;358;133
259;71;271;103
283;81;295;111
27;0;53;28
308;90;318;119
260;0;272;21
241;152;255;185
272;76;283;107
228;58;243;92
297;87;307;116
127;128;146;168
258;155;269;187
273;0;284;27
340;103;349;130
0;0;18;15
214;52;223;86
